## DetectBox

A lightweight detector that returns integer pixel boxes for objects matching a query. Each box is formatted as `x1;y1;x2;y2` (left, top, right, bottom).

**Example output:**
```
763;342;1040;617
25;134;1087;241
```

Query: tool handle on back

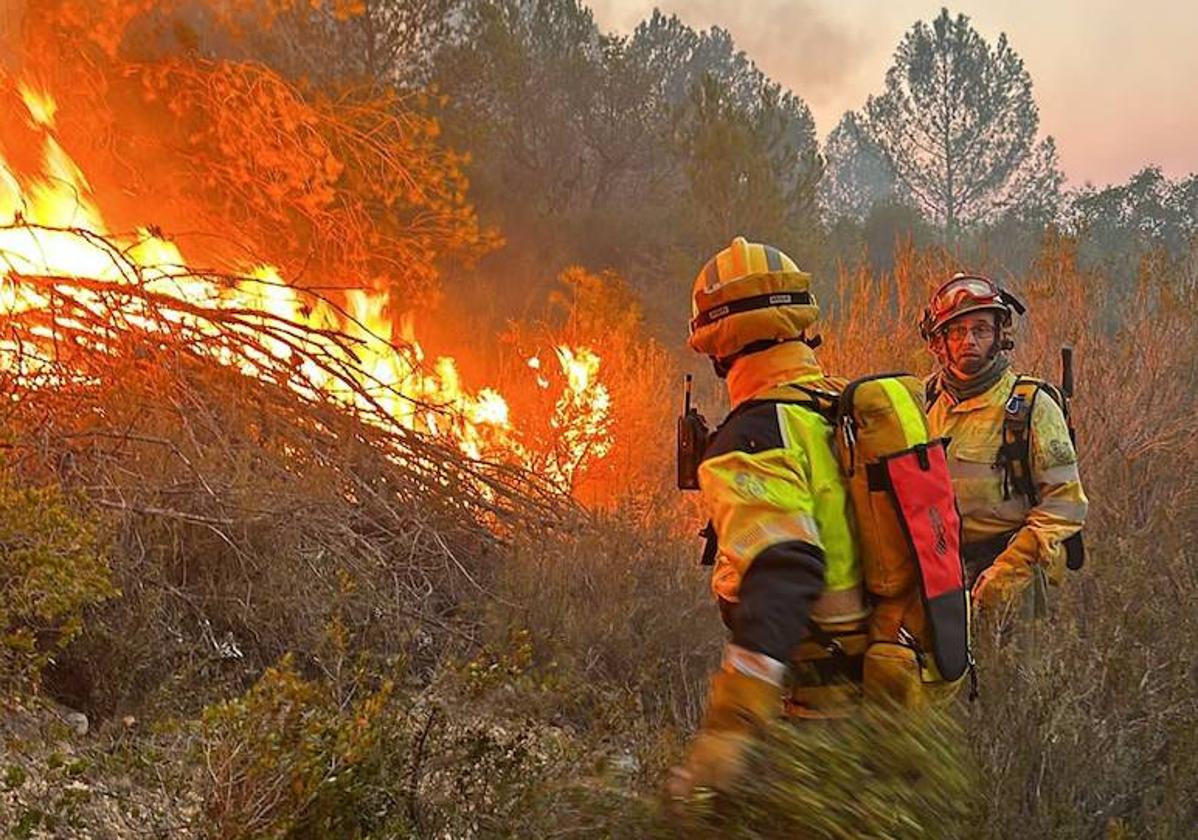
677;375;709;491
1060;346;1074;399
1060;346;1086;571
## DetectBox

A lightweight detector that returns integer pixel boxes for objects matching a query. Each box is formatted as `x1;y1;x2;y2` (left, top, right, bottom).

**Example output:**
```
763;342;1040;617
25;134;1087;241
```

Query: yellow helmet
688;236;819;360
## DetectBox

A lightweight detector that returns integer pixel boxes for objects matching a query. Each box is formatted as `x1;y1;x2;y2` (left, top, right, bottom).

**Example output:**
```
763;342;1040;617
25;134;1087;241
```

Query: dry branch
0;223;574;711
0;222;564;523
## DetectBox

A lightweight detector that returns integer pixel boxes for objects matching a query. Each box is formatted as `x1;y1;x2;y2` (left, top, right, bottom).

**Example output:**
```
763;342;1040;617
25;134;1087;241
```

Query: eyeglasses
944;323;996;343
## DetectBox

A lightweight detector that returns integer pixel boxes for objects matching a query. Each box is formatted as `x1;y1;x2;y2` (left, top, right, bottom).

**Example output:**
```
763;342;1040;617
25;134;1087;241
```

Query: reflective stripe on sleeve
727;511;822;560
1036;497;1089;522
1038;463;1081;485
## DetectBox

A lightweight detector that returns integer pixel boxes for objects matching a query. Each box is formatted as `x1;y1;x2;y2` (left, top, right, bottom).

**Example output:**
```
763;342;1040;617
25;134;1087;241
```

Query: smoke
591;0;877;134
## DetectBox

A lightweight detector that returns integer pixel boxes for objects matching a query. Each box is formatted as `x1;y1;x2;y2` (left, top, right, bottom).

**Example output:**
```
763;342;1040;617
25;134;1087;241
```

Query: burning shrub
498;267;679;508
0;57;599;716
0;224;567;714
18;1;494;305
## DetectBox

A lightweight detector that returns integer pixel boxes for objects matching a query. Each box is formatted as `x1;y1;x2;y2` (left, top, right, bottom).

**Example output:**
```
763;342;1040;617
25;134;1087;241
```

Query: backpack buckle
840;415;857;476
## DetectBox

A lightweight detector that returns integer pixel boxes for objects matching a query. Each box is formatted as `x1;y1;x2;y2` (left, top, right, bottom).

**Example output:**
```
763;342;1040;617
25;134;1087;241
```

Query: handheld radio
676;374;710;491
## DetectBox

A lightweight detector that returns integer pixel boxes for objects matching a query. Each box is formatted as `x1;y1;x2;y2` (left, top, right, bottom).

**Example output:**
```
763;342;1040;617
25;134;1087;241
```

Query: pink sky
590;0;1198;187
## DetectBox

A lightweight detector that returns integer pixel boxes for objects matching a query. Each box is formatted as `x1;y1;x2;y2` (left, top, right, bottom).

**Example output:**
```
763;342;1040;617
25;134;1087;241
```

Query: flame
18;82;57;128
527;355;550;390
0;81;613;491
551;346;613;466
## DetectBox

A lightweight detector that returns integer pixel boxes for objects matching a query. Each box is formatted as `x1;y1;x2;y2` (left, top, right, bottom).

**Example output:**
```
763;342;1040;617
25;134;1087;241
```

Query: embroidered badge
734;472;768;499
1046;438;1078;468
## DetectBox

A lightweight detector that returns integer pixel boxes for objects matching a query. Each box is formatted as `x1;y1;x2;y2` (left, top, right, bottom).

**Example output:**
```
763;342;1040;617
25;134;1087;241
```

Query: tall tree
627;11;763;112
674;73;822;257
863;8;1046;239
222;0;460;89
1001;136;1065;227
432;0;606;224
819;111;898;224
429;0;825;324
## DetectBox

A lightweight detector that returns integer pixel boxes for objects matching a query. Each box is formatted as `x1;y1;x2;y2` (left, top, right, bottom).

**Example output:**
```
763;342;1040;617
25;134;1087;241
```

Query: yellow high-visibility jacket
702;343;963;713
701;342;867;629
928;368;1088;579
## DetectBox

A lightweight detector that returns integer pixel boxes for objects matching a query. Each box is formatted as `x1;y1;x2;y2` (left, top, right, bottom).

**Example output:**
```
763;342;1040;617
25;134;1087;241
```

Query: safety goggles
927;275;1003;323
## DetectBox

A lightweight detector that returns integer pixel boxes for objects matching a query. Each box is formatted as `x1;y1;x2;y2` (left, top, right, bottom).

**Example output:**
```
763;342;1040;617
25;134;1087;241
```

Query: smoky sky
636;0;876;112
591;0;1198;187
590;0;880;118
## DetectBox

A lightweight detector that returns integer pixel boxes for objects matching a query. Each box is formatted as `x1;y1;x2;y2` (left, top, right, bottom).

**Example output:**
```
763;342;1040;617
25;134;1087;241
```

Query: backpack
803;375;971;684
700;374;972;685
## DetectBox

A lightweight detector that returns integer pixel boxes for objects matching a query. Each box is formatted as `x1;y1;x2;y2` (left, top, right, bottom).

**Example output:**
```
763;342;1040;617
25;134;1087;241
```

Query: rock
65;711;89;737
610;750;639;776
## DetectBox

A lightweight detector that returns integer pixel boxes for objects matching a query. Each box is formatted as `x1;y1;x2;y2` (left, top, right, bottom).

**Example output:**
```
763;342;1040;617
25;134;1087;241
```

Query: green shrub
0;468;115;690
681;708;978;839
192;653;623;839
195;656;408;839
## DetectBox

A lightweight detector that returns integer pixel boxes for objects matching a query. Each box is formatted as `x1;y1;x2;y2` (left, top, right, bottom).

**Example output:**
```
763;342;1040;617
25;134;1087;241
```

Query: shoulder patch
705;402;785;461
1043;438;1078;468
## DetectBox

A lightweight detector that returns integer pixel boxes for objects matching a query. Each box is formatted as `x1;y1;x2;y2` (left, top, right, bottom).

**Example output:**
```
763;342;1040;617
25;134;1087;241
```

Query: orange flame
0;81;613;491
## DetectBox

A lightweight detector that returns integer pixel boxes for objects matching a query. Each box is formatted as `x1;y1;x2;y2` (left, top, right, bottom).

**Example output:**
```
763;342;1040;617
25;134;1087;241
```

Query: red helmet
919;273;1025;341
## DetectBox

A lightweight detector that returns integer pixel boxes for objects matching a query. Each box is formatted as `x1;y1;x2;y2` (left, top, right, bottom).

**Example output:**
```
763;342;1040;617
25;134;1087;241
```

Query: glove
971;529;1038;610
665;647;784;805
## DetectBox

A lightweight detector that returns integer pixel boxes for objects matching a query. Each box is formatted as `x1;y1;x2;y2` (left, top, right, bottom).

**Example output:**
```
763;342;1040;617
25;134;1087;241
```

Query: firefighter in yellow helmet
920;274;1088;614
667;237;870;800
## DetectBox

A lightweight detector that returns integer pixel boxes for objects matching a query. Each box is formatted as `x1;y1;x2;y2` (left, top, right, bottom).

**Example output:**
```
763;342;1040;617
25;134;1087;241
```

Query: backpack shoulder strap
999;376;1044;504
925;375;941;409
1035;380;1068;422
752;381;842;422
784;381;841;418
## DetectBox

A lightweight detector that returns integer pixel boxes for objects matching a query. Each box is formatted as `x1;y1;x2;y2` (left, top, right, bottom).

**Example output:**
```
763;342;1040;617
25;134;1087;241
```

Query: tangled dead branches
2;222;558;513
0;223;568;712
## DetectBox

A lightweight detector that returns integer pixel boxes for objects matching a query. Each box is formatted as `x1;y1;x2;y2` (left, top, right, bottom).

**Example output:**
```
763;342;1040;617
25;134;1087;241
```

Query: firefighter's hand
973;529;1039;610
971;556;1033;610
